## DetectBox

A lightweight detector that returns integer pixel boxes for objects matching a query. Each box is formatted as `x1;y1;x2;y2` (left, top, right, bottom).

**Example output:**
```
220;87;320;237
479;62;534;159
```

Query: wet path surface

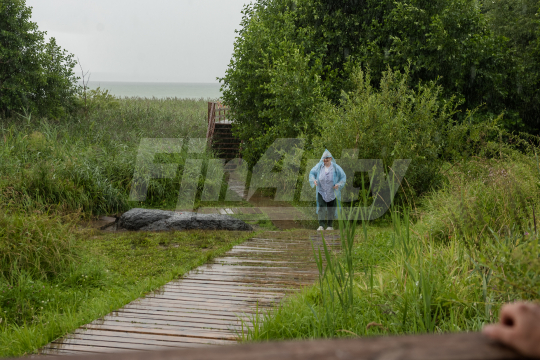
40;232;341;355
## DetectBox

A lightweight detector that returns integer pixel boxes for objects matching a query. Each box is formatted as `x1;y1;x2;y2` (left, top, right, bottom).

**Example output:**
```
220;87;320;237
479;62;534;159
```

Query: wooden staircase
206;102;241;161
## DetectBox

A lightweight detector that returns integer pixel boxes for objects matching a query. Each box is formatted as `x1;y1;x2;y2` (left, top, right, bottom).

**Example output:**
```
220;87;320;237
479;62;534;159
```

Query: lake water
84;81;222;100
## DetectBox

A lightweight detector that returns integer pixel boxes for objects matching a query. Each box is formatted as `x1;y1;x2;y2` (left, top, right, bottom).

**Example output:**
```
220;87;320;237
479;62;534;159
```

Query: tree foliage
312;66;459;195
221;0;540;166
220;1;329;164
0;0;79;118
481;0;540;132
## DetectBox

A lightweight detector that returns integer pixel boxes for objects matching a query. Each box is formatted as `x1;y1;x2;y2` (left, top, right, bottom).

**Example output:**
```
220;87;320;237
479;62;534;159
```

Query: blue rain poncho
308;149;346;216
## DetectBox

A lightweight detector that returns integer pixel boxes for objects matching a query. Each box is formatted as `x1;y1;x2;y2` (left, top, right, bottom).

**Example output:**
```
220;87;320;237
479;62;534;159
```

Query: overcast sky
26;0;250;83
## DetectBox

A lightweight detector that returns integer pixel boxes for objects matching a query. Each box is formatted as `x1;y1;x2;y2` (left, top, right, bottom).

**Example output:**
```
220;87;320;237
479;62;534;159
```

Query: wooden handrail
206;102;217;148
41;332;528;360
206;101;232;149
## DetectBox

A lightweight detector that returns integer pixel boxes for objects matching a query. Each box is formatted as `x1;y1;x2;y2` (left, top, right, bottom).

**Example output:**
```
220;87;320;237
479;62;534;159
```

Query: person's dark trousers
317;192;336;228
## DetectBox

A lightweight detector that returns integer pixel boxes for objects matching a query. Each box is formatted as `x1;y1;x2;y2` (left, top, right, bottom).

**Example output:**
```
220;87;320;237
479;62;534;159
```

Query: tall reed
0;98;219;214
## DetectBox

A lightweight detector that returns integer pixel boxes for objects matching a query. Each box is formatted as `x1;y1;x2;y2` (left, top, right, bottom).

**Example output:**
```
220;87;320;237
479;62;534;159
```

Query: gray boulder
118;208;253;231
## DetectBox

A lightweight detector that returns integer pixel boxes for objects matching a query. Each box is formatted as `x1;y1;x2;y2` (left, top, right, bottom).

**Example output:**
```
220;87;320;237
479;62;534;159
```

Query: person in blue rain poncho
309;149;346;231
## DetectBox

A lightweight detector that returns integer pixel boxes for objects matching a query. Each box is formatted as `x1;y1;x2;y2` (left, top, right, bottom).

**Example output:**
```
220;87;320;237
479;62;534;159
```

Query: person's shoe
317;226;324;231
326;227;333;231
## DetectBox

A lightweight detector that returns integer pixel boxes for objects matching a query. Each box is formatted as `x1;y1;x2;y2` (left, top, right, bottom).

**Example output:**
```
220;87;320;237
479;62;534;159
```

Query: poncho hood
318;149;337;167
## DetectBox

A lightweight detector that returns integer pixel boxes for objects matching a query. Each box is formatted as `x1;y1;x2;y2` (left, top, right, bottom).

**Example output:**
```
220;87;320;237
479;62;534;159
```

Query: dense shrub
310;66;458;197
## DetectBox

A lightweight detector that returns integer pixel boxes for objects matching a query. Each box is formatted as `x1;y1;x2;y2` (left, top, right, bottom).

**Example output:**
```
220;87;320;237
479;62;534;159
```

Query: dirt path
40;231;340;355
217;171;313;230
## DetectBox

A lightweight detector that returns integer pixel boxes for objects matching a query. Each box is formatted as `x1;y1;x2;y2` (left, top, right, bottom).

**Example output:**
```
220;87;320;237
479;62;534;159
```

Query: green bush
310;66;458;197
77;87;120;116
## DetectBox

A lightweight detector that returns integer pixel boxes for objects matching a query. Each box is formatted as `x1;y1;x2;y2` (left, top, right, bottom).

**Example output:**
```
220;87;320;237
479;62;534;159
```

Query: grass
0;97;216;214
0;221;256;357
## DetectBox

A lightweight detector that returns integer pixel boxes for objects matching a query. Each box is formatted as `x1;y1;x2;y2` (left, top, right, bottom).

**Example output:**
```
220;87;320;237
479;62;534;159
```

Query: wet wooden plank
180;275;314;287
131;296;276;310
122;303;252;318
53;338;188;351
167;279;297;291
102;313;243;328
123;301;261;315
188;267;319;276
40;349;90;355
99;314;243;331
224;252;314;259
73;329;232;346
128;300;279;314
149;286;281;299
155;288;283;300
42;343;142;353
157;286;284;297
41;348;102;355
220;255;317;262
182;276;315;285
182;274;317;284
201;264;320;274
181;274;315;285
92;319;236;334
124;300;266;315
159;283;287;293
83;323;238;341
113;309;251;325
173;274;300;289
250;237;314;242
161;283;292;294
175;273;317;284
145;293;279;306
107;301;255;315
215;257;310;264
224;261;319;268
72;329;225;346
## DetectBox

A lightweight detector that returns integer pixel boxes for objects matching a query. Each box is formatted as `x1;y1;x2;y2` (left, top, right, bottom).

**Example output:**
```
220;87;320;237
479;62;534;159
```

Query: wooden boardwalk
41;232;341;356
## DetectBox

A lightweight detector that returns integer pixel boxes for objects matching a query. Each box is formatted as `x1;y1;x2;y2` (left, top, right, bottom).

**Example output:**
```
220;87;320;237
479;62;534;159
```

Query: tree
0;0;79;118
481;0;540;132
221;0;539;162
220;0;329;165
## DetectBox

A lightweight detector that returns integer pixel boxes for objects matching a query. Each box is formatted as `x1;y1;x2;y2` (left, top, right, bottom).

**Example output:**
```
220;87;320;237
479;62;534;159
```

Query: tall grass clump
420;151;540;241
0;96;219;214
0;210;85;329
0;212;79;281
